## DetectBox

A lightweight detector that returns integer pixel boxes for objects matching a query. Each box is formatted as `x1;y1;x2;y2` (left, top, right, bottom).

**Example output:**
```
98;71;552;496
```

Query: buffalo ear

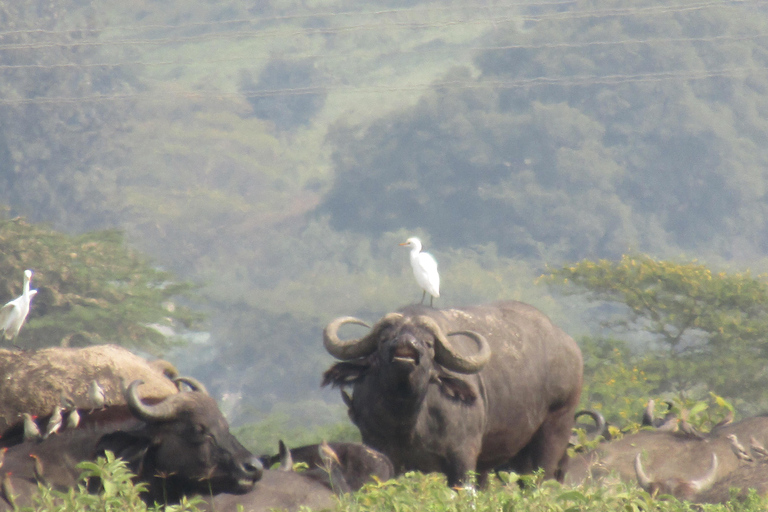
95;431;152;475
433;374;477;404
321;361;370;388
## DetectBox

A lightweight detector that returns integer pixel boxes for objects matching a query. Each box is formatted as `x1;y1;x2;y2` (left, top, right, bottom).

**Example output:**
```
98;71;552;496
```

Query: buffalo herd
1;300;767;510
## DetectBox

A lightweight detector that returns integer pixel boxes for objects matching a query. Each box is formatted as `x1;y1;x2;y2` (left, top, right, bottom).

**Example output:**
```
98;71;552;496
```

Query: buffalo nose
242;455;264;481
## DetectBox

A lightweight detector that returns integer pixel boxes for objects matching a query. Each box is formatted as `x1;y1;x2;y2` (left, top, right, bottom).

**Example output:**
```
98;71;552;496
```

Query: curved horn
411;316;490;373
126;380;190;422
323;316;373;359
642;399;655;427
574;409;607;439
149;359;180;379
689;453;719;492
634;453;653;491
173;376;209;395
323;314;403;360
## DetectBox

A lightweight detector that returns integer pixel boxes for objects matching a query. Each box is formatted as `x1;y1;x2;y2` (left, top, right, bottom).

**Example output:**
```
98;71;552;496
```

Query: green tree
545;254;768;411
0;215;200;353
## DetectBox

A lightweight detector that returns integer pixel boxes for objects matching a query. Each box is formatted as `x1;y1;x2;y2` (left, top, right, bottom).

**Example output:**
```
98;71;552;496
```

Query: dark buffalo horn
323;314;401;360
634;453;653;491
574;409;607;439
689;453;719;492
412;316;491;373
126;380;188;422
278;440;293;472
642;399;655;427
173;376;209;395
148;358;180;379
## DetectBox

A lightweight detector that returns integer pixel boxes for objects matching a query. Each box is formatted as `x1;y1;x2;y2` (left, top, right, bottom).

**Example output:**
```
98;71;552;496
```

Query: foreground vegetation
18;454;768;512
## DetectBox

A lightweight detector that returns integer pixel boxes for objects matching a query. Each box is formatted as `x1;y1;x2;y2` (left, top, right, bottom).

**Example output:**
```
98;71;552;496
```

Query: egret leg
429;295;434;307
420;291;426;304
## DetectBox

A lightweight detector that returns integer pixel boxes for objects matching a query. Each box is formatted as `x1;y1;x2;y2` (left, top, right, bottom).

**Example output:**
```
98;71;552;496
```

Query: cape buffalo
198;470;338;512
564;429;726;487
0;344;179;441
321;301;583;486
0;380;263;509
260;441;395;491
203;441;388;512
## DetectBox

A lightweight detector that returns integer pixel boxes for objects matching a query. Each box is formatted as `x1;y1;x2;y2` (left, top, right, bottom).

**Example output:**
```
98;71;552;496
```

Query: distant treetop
0;214;201;354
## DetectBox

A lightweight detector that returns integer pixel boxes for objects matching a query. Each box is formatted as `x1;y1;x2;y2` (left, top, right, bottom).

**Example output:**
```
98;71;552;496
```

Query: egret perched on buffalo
399;237;439;307
0;269;37;340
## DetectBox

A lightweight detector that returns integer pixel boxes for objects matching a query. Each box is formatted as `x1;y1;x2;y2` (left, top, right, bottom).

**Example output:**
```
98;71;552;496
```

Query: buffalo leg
503;405;575;482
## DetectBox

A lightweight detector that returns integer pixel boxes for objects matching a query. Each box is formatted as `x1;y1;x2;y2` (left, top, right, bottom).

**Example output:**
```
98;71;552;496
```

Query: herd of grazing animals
2;240;768;510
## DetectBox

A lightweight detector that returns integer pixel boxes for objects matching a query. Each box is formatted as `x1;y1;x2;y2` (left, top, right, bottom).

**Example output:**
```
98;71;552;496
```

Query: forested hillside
2;0;768;442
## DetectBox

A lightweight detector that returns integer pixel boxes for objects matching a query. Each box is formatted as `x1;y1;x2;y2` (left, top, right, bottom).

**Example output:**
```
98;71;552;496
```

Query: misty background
2;0;768;444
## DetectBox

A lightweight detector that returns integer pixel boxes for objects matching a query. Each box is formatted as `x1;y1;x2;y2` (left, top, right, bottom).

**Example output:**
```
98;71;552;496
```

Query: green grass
19;453;768;511
336;470;768;512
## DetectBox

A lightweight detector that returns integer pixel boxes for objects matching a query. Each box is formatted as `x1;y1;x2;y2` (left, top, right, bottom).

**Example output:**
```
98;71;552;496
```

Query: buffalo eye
191;423;212;442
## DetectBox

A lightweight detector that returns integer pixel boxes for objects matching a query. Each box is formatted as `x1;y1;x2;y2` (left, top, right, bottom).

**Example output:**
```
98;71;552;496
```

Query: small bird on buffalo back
712;409;734;430
42;406;63;439
0;269;37;341
29;454;46;486
1;472;15;508
318;440;351;495
65;407;80;430
727;434;754;463
22;413;41;441
677;409;704;440
399;237;440;307
60;394;80;430
750;436;768;461
89;380;106;412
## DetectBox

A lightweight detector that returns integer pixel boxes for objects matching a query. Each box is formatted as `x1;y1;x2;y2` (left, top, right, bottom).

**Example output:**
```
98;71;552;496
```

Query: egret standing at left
0;269;37;340
400;237;440;307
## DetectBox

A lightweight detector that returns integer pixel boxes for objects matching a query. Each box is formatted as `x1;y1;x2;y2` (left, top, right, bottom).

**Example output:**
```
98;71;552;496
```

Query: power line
0;65;762;106
0;32;766;70
0;0;580;38
0;1;762;52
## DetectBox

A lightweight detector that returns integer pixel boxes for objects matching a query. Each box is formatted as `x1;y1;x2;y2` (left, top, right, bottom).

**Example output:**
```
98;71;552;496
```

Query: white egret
0;269;37;340
399;237;440;307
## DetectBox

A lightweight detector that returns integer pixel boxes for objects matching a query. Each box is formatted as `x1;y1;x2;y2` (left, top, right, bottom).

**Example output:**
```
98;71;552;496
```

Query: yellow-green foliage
579;340;658;428
545;254;768;414
19;451;202;512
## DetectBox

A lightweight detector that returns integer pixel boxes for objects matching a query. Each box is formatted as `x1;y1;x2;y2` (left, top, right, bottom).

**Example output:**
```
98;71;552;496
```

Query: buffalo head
634;452;718;500
323;313;490;409
96;380;262;503
325;313;489;368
